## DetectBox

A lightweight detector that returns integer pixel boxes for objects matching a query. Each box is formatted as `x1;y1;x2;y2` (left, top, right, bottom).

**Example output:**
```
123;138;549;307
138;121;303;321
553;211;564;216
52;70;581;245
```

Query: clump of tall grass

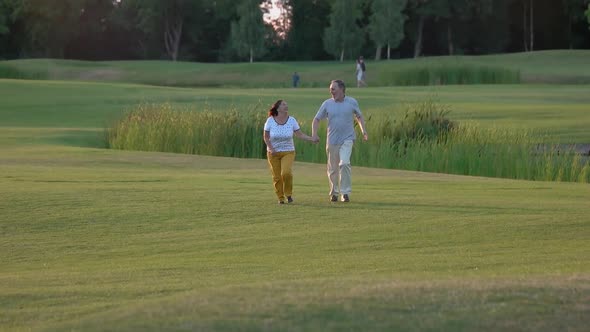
391;125;588;182
353;101;589;183
379;64;520;86
371;100;455;143
106;103;267;159
106;101;589;183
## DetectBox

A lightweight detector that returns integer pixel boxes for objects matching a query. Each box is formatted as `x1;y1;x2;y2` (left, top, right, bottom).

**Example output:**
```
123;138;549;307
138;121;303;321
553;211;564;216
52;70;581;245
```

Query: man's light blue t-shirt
314;96;362;145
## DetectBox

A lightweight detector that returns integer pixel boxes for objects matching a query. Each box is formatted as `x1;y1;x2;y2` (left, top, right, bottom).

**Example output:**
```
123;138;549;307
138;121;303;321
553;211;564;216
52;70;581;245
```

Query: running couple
263;79;368;204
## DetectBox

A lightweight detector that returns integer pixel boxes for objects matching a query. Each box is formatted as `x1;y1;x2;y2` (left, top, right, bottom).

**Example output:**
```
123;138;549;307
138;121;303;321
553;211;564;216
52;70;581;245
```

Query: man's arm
356;115;368;141
311;117;321;142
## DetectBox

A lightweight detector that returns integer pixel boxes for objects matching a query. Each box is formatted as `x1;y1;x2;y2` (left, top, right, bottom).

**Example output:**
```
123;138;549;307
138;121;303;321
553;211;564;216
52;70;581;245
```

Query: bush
373;100;455;143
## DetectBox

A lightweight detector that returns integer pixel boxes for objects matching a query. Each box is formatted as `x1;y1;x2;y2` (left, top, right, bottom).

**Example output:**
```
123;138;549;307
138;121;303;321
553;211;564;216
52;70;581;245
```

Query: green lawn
1;53;589;330
1;144;589;331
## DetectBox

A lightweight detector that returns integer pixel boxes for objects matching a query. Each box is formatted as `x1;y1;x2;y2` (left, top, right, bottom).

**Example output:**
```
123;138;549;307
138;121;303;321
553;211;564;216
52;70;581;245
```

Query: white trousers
326;140;353;196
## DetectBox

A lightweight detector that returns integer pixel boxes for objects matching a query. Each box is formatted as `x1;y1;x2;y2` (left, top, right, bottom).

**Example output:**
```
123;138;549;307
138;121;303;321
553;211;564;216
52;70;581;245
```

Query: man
292;71;300;88
312;79;368;203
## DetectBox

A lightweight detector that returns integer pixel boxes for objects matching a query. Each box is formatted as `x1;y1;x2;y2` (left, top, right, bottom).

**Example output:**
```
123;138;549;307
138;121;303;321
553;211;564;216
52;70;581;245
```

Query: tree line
0;0;589;62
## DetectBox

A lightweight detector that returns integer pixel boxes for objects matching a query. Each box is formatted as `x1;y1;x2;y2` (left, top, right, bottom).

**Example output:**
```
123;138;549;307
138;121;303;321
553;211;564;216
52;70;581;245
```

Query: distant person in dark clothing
292;72;300;88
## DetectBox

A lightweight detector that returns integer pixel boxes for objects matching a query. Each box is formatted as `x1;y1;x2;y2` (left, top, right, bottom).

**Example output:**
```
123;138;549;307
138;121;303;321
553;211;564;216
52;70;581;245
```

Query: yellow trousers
267;151;295;201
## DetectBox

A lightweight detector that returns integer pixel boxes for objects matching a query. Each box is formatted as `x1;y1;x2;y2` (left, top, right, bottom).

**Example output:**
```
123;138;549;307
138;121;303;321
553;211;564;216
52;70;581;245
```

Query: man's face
330;83;343;100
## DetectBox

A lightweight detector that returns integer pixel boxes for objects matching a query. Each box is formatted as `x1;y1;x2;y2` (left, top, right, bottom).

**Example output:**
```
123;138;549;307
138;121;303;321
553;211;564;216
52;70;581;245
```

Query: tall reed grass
106;103;267;159
379;64;520;86
352;121;589;183
106;102;589;183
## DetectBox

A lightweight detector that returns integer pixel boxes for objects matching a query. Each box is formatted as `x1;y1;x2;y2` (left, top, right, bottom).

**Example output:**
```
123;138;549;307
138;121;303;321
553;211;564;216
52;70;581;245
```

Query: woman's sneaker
287;196;293;203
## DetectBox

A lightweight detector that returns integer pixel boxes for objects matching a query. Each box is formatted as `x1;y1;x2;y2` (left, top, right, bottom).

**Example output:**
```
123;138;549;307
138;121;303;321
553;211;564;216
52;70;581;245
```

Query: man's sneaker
341;194;350;202
287;196;293;203
330;195;338;202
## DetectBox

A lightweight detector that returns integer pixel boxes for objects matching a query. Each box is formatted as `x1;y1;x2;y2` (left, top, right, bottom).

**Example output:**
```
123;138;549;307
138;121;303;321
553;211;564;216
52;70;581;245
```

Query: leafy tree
13;0;84;58
463;0;512;54
561;0;588;48
406;0;448;58
522;0;535;52
518;0;537;52
161;1;186;61
229;0;267;63
368;0;407;60
0;0;13;35
110;0;155;59
323;0;364;61
64;0;117;60
114;0;207;61
192;0;237;62
441;0;494;55
587;3;590;29
0;0;18;59
406;0;497;56
286;0;331;60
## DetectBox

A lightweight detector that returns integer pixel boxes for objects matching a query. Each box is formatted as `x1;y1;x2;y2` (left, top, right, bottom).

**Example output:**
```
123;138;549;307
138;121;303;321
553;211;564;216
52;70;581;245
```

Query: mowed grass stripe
51;277;590;332
1;146;588;330
2;80;590;143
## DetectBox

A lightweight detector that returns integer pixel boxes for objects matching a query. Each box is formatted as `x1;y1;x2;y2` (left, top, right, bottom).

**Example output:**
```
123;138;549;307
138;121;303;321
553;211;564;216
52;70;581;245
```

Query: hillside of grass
1;50;589;87
1;144;589;331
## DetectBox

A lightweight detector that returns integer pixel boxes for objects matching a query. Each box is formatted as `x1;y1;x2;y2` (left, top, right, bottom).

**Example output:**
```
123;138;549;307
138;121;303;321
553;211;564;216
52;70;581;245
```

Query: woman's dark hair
268;99;283;117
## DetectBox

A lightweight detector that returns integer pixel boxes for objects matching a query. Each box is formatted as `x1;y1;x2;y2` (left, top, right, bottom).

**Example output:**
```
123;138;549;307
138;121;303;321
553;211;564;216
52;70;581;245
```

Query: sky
262;0;286;22
262;0;291;38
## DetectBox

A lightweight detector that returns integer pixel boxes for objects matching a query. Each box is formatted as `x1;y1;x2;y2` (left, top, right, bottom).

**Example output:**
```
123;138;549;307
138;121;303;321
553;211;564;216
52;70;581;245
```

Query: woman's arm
263;130;274;152
294;130;315;142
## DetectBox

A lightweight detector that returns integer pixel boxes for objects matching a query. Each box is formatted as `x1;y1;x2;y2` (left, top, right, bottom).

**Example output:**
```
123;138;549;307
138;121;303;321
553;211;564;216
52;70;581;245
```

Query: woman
355;57;366;88
263;99;316;204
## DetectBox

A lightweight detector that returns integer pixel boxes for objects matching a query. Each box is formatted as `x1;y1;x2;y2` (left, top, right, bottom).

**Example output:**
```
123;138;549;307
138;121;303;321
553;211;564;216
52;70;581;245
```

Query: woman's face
278;101;288;113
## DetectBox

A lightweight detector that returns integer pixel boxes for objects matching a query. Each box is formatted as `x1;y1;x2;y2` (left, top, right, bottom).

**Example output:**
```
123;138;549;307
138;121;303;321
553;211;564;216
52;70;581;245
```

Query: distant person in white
311;80;368;203
263;99;317;205
356;57;367;88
